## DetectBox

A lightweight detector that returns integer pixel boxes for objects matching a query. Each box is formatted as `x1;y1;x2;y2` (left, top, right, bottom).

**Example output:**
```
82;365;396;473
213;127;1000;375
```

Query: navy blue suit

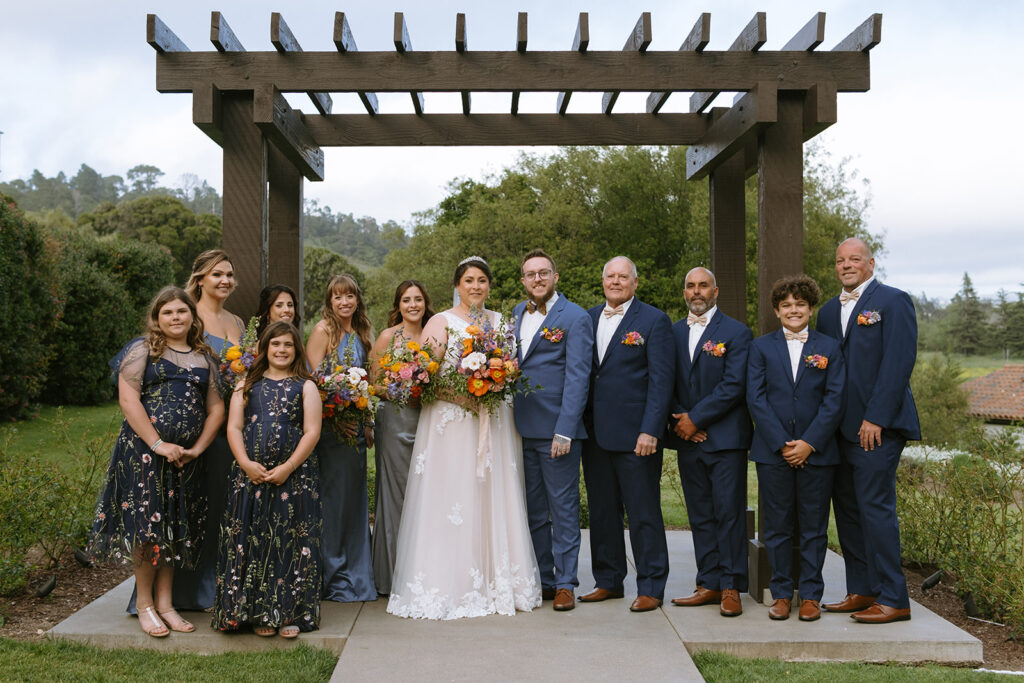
583;299;674;598
666;310;752;593
817;279;920;609
513;293;595;591
747;329;845;601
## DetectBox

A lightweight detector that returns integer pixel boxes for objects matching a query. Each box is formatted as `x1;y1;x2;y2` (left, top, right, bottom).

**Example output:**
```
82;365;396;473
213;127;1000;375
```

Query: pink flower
281;492;289;501
141;453;152;464
702;340;726;357
399;364;414;380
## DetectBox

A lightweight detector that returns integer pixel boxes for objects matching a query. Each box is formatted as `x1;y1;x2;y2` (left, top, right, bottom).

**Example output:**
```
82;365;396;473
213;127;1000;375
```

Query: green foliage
909;354;979;448
0;197;60;419
945;272;990;355
996;289;1024;358
303;246;367;322
304;199;407;267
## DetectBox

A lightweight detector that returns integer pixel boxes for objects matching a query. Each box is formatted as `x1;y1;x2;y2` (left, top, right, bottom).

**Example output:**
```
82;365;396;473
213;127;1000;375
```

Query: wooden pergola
148;9;881;599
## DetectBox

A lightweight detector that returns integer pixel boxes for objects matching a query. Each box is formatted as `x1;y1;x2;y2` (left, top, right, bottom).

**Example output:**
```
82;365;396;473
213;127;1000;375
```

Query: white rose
358;379;369;392
461;352;487;371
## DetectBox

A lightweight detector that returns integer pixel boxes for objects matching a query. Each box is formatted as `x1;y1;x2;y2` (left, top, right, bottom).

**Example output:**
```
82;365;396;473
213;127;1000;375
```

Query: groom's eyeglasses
522;269;553;281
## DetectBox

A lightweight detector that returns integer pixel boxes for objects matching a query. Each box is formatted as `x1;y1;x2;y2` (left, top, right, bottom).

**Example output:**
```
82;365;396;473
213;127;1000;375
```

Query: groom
513;249;595;611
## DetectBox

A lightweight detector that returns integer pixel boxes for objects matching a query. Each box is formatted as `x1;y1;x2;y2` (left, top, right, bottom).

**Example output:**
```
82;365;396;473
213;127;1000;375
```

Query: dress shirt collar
842;276;875;305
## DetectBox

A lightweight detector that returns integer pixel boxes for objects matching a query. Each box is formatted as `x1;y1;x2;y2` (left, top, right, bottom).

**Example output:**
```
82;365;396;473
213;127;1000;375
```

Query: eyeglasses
522;269;553;281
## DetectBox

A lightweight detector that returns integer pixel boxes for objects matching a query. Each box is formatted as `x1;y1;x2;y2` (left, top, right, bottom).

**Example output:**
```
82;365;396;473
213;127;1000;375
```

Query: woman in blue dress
306;274;377;602
213;321;323;637
89;286;224;637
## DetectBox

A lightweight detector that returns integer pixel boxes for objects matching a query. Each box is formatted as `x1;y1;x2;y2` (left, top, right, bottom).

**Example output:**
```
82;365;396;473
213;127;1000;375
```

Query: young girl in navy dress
214;321;324;637
89;286;225;637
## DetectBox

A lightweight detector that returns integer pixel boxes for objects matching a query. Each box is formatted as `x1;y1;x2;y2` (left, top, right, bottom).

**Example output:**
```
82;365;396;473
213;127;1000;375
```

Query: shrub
910;354;980;448
0;197;60;419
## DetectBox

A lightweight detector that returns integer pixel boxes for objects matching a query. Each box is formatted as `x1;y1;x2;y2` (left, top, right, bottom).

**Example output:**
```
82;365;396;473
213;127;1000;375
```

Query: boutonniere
702;340;726;357
541;327;565;343
804;354;829;370
621;331;645;346
857;310;881;326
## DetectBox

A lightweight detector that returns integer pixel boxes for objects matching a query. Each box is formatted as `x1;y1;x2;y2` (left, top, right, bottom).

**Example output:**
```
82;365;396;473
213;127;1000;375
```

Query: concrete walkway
49;531;981;681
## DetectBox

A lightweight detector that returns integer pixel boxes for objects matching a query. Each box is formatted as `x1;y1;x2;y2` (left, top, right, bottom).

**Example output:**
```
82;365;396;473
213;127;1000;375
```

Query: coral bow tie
603;305;624;318
526;301;547;315
686;313;707;327
839;290;860;304
784;330;808;343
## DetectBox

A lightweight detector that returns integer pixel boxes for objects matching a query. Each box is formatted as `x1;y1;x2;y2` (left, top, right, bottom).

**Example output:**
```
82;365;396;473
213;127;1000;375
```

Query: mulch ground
2;554;1023;670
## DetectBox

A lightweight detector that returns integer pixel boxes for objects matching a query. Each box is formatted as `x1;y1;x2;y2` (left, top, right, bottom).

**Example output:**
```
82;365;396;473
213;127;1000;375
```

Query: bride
387;256;541;619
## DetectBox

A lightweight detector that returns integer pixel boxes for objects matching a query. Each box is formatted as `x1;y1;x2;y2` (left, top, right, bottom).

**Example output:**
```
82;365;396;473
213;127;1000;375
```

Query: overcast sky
2;1;1021;301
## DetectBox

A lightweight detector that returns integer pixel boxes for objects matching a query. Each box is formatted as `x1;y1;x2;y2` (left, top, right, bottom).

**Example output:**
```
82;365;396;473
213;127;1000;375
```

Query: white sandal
139;606;169;638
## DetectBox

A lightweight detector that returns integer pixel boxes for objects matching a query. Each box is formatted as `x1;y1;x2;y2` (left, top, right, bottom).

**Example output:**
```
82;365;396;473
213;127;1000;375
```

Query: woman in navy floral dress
89;286;224;637
214;321;323;637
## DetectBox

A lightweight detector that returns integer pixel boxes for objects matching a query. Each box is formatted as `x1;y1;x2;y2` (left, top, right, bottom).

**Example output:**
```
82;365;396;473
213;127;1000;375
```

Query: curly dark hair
770;275;821;310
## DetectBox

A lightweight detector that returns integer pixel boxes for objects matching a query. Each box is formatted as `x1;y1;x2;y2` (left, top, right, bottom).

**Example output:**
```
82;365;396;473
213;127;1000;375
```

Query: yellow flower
379;354;392;367
406;341;421;352
334;365;343;373
390;362;403;373
224;345;242;361
355;396;368;410
427;361;439;374
419;350;430;360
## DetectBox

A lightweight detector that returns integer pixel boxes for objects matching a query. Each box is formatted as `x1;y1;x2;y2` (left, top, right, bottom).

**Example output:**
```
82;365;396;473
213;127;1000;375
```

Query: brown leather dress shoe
823;593;876;613
851;603;911;623
671;586;722;607
630;595;663;612
720;589;742;616
768;598;791;620
578;587;624;602
541;588;556;601
553;588;575;611
798;599;821;621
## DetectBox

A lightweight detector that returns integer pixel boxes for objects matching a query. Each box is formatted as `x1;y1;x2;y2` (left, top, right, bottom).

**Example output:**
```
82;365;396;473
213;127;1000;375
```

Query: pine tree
945;272;988;356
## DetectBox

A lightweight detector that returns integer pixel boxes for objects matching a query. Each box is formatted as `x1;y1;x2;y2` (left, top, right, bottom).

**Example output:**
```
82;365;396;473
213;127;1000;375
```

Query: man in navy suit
513;249;595;612
667;267;752;617
816;238;920;623
747;275;845;622
580;256;674;612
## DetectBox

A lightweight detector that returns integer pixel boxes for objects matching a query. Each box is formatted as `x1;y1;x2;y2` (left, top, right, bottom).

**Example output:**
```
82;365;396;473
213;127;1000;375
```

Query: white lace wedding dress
387;310;541;619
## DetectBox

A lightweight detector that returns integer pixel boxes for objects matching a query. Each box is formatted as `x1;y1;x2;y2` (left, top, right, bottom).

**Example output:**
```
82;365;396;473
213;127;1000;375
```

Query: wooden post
708;151;746;321
221;93;268;318
267;142;304;313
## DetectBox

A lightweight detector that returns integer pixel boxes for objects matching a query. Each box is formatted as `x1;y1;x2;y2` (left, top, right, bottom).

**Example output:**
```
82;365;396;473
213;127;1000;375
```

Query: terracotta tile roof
963;365;1024;422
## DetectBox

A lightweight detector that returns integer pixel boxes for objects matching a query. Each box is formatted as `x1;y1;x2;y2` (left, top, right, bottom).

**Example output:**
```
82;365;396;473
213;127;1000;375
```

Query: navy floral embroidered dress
89;341;217;567
213;377;322;632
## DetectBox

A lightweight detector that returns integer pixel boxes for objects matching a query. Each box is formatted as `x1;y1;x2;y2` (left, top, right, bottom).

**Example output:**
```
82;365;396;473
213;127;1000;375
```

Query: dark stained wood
210;12;244;53
833;13;882;52
267;141;304;310
456;14;470;115
156;51;870;94
602;12;651;115
782;12;825;51
393;13;424;115
147;14;189;53
192;83;223;146
757;91;805;335
253;85;325;181
708;150;747;322
302;113;709;147
517;12;528;52
802;81;837;139
221;93;267;318
271;13;333;116
686;82;777;180
647;12;710;114
557;12;589;115
333;13;379;116
690;12;765;114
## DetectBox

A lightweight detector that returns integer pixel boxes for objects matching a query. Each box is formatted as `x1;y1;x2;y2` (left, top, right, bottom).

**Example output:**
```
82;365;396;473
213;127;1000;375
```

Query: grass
919;351;1011;381
1;403;121;470
0;638;337;682
693;651;1002;681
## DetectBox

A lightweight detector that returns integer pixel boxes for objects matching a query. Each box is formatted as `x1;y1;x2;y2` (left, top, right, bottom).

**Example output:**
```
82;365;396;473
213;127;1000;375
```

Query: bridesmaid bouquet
219;316;259;394
437;310;526;415
377;336;440;407
315;348;380;444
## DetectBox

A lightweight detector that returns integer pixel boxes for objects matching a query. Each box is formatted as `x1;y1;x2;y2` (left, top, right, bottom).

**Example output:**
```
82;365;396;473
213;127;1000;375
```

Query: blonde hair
185;249;234;302
320;274;373;361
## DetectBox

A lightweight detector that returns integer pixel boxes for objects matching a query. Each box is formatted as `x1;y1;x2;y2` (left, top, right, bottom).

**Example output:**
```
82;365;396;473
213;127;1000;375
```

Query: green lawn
694;651;1002;681
919;351;1010;381
1;402;121;470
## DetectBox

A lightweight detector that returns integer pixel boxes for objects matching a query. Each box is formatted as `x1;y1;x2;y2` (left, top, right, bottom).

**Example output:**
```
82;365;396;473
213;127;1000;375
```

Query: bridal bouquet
437;309;526;415
314;343;380;444
377;336;440;407
219;316;259;395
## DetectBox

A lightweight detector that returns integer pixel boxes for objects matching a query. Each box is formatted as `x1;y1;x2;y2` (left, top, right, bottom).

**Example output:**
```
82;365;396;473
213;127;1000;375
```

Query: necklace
167;345;192;353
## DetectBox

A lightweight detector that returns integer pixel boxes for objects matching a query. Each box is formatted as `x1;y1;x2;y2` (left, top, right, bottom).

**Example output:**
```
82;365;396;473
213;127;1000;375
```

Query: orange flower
468;376;491;396
488;357;504;369
224;345;242;361
465;324;482;336
379;354;392;367
406;340;421;352
230;358;246;373
410;385;423;398
490;368;506;384
462;338;475;354
355;396;368;410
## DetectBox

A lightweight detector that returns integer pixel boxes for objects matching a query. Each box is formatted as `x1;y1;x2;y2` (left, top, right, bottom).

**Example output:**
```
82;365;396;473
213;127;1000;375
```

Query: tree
995;289;1024;358
125;164;165;196
303;246;366;323
945;272;989;356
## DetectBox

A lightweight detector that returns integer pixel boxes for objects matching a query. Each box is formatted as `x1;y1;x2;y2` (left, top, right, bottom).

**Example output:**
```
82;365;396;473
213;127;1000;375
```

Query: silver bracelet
150;438;164;451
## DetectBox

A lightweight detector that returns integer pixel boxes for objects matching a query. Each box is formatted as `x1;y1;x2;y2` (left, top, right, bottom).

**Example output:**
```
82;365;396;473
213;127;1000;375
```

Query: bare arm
118;374;183;464
306;321;330;371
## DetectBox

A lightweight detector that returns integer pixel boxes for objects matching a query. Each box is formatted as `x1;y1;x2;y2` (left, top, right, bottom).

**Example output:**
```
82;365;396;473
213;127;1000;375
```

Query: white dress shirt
687;305;718;362
596;297;634;363
786;328;807;382
519;292;558;357
840;276;875;336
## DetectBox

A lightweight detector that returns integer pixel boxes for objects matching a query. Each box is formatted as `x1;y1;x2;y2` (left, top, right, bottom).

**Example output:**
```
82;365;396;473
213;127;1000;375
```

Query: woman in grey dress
369;280;435;594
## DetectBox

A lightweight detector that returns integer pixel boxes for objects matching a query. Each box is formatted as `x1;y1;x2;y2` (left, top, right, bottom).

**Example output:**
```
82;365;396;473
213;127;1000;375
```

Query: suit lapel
691;313;722;370
844;279;880;343
773;329;797;387
523;295;565;363
514;302;526;362
600;300;639;368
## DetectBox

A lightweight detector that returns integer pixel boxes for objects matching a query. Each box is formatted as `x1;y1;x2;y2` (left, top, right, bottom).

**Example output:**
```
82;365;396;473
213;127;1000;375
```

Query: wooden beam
686;82;777;180
782;12;825;51
333;13;378;116
709;150;747;322
556;13;589;115
833;13;882;52
394;12;424;115
690;12;765;113
253;85;325;181
602;12;651;115
156;51;872;94
303;113;710;147
456;14;471;115
802;81;837;140
647;12;709;114
210;12;244;52
267;141;304;313
147;14;189;53
193;82;223;146
512;13;528;114
271;12;333;116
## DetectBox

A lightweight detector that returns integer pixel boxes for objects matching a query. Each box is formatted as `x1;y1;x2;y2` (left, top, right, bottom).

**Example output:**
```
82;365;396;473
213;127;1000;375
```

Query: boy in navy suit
747;275;845;622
